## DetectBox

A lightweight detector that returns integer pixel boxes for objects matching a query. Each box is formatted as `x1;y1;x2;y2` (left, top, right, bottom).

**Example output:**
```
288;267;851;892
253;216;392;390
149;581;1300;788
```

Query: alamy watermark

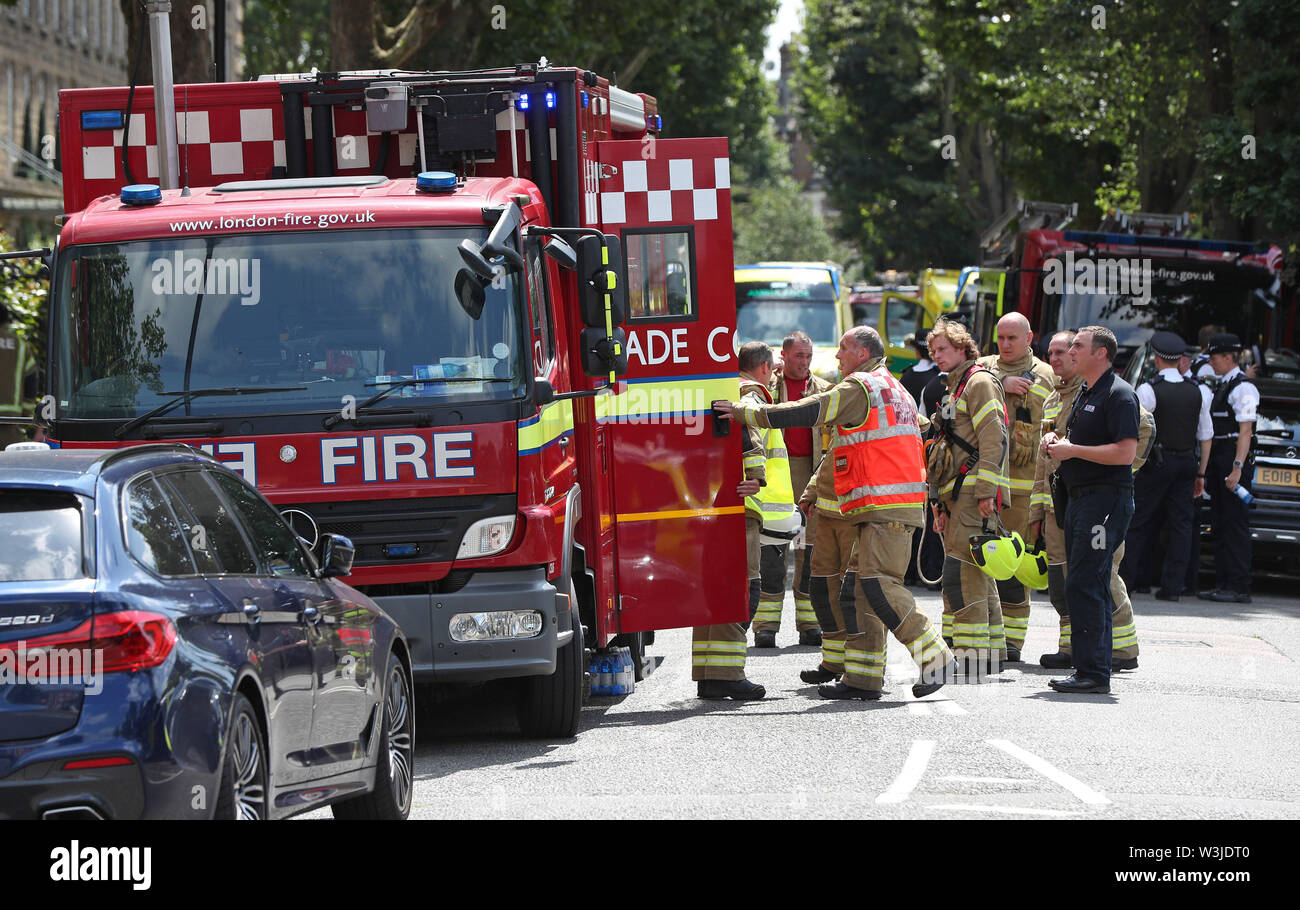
1043;251;1152;305
0;643;104;695
151;252;261;306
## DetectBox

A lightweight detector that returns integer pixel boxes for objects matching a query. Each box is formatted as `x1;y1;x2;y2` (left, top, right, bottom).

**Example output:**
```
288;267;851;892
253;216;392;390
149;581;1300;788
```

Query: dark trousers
1206;447;1253;594
1122;450;1197;595
1063;486;1134;684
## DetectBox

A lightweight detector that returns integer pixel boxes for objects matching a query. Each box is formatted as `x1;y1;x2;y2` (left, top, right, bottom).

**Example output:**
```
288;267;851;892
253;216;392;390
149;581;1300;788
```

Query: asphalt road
303;580;1300;820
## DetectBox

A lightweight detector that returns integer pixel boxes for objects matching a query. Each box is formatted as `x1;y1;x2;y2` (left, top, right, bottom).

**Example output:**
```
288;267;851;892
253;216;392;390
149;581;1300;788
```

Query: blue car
0;443;413;819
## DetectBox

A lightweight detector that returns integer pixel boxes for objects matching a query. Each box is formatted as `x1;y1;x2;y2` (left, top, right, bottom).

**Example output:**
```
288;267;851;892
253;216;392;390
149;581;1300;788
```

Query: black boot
698;678;766;700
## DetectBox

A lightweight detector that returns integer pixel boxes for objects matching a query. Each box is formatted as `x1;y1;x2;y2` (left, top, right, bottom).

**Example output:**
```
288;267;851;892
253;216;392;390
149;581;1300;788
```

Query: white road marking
934;700;966;715
876;740;935;804
988;739;1111;805
929;804;1085;817
938;776;1031;784
908;703;932;716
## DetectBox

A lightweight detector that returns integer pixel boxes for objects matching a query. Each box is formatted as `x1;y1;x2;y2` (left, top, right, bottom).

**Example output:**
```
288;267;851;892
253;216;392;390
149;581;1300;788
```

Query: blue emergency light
81;110;125;130
120;184;162;206
545;91;556;109
517;93;530;111
654;115;663;130
416;171;458;193
580;91;590;108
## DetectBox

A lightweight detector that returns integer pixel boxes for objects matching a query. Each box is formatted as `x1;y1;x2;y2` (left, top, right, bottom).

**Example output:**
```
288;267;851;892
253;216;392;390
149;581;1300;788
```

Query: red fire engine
966;200;1288;366
39;62;749;737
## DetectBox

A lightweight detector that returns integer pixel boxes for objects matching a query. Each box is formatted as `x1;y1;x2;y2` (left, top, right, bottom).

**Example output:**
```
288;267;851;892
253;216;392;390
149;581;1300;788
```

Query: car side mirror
315;533;355;578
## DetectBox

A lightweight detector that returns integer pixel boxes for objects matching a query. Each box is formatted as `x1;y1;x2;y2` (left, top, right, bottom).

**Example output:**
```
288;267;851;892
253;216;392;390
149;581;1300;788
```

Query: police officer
926;318;1011;672
1042;326;1140;694
693;344;773;700
1197;333;1260;604
1120;332;1212;601
754;331;829;648
722;326;957;700
978;313;1056;661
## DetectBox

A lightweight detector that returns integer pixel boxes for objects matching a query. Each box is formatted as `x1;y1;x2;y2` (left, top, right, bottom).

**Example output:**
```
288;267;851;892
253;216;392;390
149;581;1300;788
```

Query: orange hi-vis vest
833;366;928;517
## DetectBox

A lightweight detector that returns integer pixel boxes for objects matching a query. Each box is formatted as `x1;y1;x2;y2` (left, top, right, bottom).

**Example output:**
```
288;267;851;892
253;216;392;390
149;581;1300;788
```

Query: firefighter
693;344;775;700
790;443;879;689
926;318;1011;672
1032;331;1148;670
754;331;829;648
1197;333;1260;604
1121;331;1212;601
721;325;957;700
977;313;1056;661
0;301;36;449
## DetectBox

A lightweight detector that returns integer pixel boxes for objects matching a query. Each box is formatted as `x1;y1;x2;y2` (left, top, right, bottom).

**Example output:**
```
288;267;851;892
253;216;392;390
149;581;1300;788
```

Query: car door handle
302;603;321;624
243;598;261;623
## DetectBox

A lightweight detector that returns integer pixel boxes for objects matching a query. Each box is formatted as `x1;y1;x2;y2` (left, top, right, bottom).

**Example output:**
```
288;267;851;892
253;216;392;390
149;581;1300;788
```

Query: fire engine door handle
712;410;731;438
559;436;571;449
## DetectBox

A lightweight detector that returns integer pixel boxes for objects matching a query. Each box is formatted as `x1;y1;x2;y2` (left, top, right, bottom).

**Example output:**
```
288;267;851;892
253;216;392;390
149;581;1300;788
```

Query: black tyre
517;607;583;738
332;657;414;820
214;693;268;820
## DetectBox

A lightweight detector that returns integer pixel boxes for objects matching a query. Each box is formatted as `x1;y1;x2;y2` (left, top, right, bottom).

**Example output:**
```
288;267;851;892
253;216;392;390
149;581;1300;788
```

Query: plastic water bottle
1233;484;1254;505
589;656;604;696
598;657;613;696
611;650;627;696
623;647;637;695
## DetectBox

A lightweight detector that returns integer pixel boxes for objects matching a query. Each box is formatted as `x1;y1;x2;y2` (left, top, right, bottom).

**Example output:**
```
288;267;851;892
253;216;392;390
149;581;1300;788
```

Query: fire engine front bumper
376;567;575;683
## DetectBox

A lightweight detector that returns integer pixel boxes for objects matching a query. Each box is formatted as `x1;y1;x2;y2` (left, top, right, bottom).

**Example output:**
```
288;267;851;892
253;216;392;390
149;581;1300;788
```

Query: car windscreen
0;491;85;582
52;228;529;420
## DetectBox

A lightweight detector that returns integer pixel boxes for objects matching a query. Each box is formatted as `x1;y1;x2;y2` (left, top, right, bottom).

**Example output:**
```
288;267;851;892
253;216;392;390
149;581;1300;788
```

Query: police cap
1206;333;1243;354
1150;331;1187;360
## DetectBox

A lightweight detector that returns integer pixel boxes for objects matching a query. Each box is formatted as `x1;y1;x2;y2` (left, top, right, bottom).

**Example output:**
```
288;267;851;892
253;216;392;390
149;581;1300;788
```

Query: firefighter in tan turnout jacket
722;326;957;700
754;331;830;647
926;319;1012;670
1030;331;1146;670
977;313;1056;661
693;342;788;700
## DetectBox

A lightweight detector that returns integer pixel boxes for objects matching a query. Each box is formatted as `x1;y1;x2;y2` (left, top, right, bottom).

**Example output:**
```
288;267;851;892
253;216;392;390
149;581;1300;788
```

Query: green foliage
0;232;50;369
243;0;332;77
732;176;847;264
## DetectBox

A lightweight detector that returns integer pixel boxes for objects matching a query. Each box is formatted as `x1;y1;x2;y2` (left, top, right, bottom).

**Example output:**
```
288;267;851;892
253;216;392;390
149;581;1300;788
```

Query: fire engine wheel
516;604;583;739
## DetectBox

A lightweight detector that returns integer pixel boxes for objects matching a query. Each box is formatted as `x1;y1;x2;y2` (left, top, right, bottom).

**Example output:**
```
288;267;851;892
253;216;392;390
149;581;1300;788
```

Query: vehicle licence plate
1257;466;1300;488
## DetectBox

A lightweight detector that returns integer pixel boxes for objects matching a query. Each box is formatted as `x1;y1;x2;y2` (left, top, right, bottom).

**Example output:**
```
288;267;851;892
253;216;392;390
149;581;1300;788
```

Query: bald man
977;313;1056;661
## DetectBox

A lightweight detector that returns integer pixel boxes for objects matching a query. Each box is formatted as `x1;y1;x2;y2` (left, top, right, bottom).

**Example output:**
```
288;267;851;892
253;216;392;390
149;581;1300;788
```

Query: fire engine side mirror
576;235;626;327
534;379;556;406
580;327;629;378
542;236;577;270
454;268;488;320
458;239;496;281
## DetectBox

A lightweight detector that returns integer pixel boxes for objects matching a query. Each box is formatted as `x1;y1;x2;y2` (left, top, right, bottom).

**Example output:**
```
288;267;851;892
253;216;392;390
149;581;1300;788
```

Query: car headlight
457;515;516;559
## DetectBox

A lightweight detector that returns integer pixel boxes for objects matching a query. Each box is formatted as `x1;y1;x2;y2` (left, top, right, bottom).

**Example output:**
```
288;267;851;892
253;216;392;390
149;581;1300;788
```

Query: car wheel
516;600;583;738
214;693;268;820
332;657;414;820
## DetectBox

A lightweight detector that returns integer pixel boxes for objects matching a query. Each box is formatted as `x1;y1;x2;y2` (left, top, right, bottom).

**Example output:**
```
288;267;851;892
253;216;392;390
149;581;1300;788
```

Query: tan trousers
755;454;819;632
809;509;861;675
1042;513;1139;660
692;517;762;681
998;500;1033;651
939;495;1006;661
844;521;953;691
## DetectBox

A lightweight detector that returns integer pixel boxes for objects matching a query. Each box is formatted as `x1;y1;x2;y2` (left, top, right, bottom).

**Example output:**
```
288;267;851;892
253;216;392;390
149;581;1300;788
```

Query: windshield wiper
115;386;307;438
322;377;498;429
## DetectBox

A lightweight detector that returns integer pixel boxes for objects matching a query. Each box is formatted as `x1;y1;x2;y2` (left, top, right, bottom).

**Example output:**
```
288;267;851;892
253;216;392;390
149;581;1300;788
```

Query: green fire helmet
1015;540;1050;591
969;525;1025;581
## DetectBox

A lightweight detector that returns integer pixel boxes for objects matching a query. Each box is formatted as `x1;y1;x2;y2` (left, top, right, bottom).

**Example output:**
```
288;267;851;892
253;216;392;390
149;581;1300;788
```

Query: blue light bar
416;171;458;193
654;115;663;130
580;91;590;108
120;184;162;206
81;110;124;130
517;93;530;111
545;91;556;109
1061;230;1264;256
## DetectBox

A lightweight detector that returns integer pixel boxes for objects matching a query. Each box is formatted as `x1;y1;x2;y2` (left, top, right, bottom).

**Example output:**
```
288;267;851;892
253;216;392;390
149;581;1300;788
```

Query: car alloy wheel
385;663;413;812
216;693;267;820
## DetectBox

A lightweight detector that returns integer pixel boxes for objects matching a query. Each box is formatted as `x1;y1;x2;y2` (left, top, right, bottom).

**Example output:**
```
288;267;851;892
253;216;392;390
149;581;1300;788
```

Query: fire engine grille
278;495;516;567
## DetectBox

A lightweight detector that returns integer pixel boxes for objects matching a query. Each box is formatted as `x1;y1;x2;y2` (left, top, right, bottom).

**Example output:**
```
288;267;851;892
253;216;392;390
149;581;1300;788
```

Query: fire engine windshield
1042;258;1273;354
735;280;839;348
51;228;528;421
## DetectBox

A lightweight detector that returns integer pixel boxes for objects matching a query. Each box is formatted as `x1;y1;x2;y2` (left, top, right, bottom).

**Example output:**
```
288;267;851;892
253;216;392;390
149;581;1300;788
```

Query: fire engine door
595;137;749;632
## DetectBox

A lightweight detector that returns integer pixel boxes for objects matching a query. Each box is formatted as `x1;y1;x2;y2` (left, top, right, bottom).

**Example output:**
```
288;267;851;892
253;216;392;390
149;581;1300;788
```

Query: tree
118;0;215;84
732;176;848;265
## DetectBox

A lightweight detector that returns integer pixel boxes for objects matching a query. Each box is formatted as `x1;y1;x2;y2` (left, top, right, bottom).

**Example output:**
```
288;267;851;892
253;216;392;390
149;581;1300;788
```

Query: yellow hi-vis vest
741;380;796;527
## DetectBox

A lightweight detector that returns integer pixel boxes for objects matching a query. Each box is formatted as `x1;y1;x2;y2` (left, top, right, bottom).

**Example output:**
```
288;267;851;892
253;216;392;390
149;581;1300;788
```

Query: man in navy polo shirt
1041;326;1140;694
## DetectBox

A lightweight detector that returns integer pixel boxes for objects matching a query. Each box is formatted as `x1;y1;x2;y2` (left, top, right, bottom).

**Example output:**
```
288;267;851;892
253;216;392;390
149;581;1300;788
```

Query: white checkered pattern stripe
599;156;730;224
